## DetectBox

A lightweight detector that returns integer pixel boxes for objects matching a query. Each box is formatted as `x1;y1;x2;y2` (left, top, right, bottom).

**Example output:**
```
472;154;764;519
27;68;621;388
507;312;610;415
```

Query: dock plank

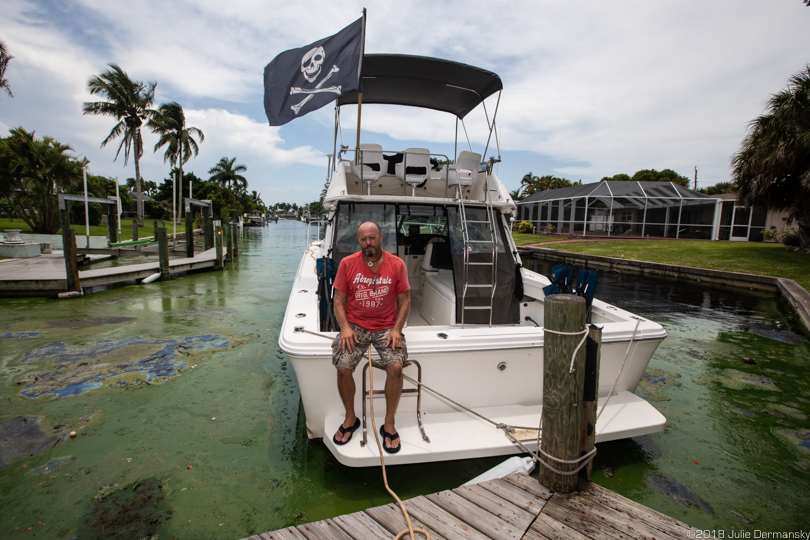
427;490;524;539
541;495;633;539
255;527;307;540
296;519;354;540
583;483;703;538
501;472;554;500
332;511;393;540
364;502;446;540
522;512;590;540
477;477;548;514
454;483;535;530
405;496;492;540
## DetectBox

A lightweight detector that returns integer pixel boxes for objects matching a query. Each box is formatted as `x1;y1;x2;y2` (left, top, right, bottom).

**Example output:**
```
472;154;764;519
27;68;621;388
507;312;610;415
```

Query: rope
367;348;429;540
596;318;640;422
401;372;596;475
543;327;589;374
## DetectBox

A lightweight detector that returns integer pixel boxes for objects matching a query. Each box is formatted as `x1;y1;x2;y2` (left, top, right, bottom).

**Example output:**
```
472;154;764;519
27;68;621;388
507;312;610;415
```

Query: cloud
2;0;809;201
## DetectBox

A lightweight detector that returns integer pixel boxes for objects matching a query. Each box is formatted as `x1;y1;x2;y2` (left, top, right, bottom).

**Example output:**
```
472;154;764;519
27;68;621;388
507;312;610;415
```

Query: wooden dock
247;473;700;540
0;247;219;296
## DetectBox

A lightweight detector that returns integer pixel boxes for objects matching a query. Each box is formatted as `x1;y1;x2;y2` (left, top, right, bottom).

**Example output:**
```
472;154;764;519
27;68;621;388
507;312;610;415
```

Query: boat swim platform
322;391;666;468
0;247;219;296
245;472;702;540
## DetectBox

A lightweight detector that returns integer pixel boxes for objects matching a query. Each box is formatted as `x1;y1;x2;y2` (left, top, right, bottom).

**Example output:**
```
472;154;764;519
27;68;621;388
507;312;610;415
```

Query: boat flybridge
279;54;667;467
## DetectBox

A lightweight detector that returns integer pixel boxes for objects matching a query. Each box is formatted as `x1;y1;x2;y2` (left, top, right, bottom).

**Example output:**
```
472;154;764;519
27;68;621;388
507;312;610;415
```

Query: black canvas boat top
337;54;503;119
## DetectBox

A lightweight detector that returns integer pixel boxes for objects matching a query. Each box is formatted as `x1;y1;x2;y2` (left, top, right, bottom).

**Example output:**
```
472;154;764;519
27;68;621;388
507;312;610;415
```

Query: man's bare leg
335;367;357;443
383;362;403;450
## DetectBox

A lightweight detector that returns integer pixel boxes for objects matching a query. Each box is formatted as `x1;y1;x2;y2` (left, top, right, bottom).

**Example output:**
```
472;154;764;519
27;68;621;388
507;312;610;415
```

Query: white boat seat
447;151;482;196
350;144;386;195
395;148;431;196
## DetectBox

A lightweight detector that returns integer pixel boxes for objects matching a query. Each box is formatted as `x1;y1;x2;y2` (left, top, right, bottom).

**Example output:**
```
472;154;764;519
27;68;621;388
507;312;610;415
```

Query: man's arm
386;290;410;350
333;289;358;353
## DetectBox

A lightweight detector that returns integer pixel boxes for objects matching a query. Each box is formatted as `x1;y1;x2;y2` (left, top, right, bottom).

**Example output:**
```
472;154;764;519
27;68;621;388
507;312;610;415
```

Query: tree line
0;47;266;233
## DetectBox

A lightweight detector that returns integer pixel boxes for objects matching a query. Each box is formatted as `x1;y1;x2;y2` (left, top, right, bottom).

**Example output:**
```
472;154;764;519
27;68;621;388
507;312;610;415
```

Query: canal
0;220;807;538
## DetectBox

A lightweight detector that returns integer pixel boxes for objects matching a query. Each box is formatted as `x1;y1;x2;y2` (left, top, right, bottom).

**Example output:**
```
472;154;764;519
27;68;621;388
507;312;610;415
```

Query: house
516;181;794;242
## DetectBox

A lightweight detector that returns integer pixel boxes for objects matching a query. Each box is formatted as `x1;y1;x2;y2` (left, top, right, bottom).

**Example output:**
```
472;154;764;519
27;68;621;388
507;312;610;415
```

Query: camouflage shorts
331;324;408;372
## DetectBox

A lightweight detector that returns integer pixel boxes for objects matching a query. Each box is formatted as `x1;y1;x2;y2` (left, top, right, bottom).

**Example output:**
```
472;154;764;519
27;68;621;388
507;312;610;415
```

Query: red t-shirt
333;251;410;331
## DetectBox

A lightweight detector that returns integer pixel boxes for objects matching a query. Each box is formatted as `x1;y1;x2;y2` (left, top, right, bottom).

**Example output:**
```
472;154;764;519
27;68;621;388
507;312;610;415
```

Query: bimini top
337;54;503;119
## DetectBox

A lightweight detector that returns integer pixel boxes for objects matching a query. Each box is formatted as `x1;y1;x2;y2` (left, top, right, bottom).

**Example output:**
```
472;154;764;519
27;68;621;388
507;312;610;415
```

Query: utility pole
694;166;698;190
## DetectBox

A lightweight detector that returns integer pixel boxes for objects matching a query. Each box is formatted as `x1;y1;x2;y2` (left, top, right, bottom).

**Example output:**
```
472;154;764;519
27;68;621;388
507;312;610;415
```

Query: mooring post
539;294;587;493
203;209;212;251
214;225;223;269
107;205;118;245
157;227;170;281
224;224;232;262
62;227;81;294
153;220;159;240
580;325;601;483
231;222;239;258
185;209;194;258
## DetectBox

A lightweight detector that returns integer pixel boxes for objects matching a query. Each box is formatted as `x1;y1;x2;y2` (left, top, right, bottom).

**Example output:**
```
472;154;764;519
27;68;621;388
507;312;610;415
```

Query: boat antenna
482;90;502;161
355;8;367;160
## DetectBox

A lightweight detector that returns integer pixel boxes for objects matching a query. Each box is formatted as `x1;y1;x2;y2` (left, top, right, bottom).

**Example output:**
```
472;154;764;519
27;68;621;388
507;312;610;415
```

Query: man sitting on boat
331;221;411;453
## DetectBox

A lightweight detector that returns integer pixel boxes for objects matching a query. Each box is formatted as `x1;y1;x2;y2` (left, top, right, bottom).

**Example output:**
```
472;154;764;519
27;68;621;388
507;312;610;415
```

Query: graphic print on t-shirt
351;272;392;308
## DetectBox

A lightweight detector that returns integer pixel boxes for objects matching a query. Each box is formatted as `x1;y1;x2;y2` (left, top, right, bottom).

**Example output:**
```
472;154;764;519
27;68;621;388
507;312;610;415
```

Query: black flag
263;17;364;126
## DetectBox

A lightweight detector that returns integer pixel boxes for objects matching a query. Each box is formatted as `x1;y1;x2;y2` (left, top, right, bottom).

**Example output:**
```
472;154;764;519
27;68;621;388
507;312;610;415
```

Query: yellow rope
367;346;430;540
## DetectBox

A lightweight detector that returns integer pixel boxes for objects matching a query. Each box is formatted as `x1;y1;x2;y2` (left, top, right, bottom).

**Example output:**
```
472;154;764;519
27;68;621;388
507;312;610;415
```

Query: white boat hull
279;244;667;467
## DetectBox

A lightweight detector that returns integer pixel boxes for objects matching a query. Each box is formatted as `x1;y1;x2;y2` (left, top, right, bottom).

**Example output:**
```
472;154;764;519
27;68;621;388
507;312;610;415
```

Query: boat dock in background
245;472;702;540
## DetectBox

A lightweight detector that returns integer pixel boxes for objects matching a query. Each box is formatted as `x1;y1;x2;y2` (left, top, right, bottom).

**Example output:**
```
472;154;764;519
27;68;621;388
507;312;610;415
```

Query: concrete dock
246;473;702;539
0;248;219;296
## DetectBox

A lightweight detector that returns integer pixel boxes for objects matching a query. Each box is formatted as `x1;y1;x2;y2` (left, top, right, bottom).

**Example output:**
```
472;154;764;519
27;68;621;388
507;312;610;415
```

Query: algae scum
0;222;808;539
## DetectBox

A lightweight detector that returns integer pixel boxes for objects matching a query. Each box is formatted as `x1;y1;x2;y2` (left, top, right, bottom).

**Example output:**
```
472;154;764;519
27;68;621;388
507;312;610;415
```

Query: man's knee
386;361;403;378
336;367;354;381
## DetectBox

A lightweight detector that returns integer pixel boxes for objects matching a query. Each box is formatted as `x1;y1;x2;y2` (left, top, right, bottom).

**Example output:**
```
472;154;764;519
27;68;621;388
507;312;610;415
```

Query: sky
1;0;809;207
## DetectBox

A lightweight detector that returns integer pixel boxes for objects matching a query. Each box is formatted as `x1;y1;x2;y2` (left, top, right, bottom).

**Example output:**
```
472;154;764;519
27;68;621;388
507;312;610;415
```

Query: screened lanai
516;181;723;240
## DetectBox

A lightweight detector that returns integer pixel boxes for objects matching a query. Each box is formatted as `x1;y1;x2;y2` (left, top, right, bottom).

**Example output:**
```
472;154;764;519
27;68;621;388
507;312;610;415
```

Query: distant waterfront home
515;181;795;242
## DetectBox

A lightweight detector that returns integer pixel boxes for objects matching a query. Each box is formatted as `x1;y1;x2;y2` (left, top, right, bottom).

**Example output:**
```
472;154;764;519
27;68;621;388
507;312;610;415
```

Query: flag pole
355;8;367;160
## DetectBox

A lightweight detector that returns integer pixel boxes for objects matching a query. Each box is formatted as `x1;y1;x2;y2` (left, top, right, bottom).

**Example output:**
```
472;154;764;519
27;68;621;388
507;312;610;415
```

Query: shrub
516;220;534;234
783;232;801;247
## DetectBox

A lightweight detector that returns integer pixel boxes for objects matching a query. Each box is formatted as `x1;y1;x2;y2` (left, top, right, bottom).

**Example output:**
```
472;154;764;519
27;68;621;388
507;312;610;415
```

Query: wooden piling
231;223;239;257
539;294;587;493
62;228;81;293
224;224;232;262
203;211;212;251
157;227;170;281
107;205;118;245
185;210;194;258
214;226;223;269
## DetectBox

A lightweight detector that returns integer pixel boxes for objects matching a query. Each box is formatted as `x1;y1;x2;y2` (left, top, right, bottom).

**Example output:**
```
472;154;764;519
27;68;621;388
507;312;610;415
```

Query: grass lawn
514;235;810;291
1;217;157;238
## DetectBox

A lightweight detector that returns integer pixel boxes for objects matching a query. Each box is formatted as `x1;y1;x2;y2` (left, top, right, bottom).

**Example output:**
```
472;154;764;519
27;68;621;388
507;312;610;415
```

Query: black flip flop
333;418;360;445
379;426;401;454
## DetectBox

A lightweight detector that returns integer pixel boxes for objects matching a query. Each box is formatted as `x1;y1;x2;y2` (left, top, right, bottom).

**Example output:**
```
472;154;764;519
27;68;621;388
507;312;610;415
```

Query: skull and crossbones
290;45;342;114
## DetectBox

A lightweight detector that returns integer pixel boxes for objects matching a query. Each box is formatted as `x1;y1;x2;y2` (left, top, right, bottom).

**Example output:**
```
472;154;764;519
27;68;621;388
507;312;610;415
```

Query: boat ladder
360;360;430;447
456;175;499;328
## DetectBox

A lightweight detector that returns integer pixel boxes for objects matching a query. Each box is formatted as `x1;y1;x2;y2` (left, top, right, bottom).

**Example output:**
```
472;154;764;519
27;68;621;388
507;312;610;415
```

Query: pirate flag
263;17;364;126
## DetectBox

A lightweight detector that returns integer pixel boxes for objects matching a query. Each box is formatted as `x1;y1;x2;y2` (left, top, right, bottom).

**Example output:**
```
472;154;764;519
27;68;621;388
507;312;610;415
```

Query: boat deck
245;472;702;539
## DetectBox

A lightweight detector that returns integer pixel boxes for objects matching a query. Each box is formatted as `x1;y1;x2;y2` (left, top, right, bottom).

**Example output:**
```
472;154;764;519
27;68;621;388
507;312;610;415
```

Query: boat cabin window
333;203;397;264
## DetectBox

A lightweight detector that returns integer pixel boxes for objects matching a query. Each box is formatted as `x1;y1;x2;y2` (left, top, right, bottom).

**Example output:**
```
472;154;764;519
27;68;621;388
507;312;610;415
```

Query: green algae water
0;223;807;538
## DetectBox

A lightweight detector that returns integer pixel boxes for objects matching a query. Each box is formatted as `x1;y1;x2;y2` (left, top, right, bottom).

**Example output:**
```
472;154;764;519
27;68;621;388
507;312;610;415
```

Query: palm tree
149;102;204;220
732;65;810;249
0;39;13;98
208;157;247;192
0;127;85;233
82;64;156;225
